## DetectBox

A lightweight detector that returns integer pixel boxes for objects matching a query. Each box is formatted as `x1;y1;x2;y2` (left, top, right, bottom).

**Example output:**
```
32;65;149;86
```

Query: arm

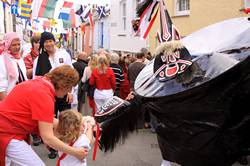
110;70;116;91
23;56;33;79
53;118;59;129
89;70;95;86
32;58;38;79
66;93;73;104
0;91;7;101
39;121;88;160
81;68;88;83
64;50;74;103
26;69;33;79
64;50;73;67
85;123;94;143
0;58;8;100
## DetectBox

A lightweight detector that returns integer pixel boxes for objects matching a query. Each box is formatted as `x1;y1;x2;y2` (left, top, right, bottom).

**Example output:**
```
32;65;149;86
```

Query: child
56;110;95;166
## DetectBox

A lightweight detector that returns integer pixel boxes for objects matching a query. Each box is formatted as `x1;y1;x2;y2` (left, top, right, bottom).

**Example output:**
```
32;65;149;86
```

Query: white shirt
58;134;91;166
32;48;72;78
0;54;27;93
81;66;92;83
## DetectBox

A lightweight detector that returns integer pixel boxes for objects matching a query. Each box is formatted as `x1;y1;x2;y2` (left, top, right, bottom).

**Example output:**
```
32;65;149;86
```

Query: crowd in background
0;31;157;165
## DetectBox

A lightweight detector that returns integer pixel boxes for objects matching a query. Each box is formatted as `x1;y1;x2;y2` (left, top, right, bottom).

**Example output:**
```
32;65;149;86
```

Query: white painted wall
109;0;146;53
93;16;110;52
93;21;99;51
5;6;14;33
0;2;4;38
0;2;14;38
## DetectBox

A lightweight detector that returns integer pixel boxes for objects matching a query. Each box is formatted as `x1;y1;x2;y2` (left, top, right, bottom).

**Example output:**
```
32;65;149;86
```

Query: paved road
33;129;247;166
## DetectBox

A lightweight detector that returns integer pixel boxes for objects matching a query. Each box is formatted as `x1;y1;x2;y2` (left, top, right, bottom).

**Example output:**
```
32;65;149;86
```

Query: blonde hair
56;110;82;143
97;55;109;74
89;54;98;71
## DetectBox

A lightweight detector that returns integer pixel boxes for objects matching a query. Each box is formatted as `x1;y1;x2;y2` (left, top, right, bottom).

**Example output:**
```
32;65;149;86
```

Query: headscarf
35;32;55;76
0;32;21;82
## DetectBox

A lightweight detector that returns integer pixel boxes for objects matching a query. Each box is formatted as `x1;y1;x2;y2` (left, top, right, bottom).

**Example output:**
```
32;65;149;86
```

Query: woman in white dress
0;32;27;100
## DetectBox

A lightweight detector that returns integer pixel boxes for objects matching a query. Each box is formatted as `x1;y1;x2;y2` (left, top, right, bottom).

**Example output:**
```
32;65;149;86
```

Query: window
133;0;141;20
244;0;250;9
175;0;190;16
122;3;126;30
121;2;127;31
99;22;104;48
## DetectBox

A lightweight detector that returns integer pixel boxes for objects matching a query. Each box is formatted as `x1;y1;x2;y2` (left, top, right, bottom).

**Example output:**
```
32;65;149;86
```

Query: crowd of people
0;31;155;165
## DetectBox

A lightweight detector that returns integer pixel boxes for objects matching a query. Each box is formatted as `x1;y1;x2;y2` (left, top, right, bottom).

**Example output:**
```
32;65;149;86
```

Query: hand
66;93;73;104
126;91;135;100
74;147;89;161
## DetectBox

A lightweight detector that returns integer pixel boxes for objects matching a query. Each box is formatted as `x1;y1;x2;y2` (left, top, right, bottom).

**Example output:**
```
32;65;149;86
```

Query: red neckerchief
30;48;39;61
56;141;75;166
9;52;21;59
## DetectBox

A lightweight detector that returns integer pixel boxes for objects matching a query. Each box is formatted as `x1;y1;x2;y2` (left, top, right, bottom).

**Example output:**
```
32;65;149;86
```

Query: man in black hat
33;32;74;159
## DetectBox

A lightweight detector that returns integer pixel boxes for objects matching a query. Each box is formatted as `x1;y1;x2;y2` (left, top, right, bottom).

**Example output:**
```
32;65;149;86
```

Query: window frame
175;0;190;16
120;1;127;31
244;0;250;9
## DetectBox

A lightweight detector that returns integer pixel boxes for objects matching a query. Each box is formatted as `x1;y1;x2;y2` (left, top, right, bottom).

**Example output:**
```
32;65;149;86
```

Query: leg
144;108;151;128
6;139;45;166
149;112;158;133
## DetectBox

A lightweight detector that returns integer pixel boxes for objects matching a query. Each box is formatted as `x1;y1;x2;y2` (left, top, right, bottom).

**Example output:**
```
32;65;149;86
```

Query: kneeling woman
0;65;88;165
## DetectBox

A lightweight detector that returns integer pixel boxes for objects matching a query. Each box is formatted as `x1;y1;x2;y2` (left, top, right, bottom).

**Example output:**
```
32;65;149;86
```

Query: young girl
56;110;95;166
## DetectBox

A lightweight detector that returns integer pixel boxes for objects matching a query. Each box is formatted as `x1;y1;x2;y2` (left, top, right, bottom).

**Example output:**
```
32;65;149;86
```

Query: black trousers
54;95;71;118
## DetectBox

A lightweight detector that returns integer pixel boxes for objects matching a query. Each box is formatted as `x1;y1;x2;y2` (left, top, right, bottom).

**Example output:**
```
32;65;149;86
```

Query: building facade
109;0;147;53
93;16;110;52
148;0;248;54
0;1;15;39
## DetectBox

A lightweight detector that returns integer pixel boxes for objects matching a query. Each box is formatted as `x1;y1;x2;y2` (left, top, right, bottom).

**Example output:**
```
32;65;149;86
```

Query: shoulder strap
16;62;26;84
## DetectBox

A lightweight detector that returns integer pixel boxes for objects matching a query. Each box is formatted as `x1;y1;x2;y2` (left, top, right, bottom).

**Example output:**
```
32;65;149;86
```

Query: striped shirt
110;63;124;92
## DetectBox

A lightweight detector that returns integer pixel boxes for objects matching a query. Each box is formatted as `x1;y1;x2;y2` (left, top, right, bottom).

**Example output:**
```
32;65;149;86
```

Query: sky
80;0;110;5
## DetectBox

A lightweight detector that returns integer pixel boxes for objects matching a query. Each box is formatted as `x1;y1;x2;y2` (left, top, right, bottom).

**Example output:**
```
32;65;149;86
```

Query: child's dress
57;134;91;166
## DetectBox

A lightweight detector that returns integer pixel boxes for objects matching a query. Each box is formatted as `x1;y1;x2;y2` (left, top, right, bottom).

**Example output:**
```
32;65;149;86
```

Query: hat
3;32;20;51
154;40;193;82
39;32;55;51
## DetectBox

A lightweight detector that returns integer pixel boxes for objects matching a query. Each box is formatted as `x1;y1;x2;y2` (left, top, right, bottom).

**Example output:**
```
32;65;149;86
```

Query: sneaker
150;127;156;133
48;149;58;159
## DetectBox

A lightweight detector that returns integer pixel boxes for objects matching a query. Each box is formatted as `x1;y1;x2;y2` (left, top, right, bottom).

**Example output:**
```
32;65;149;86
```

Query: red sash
56;141;75;166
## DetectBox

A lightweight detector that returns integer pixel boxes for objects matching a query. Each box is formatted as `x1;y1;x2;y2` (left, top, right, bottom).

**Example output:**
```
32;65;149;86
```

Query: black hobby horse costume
94;0;250;165
94;39;250;166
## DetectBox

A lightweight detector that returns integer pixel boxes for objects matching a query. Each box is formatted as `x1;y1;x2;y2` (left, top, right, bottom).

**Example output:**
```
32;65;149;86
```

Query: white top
58;134;91;166
71;84;79;107
0;54;27;93
32;48;72;78
81;66;92;83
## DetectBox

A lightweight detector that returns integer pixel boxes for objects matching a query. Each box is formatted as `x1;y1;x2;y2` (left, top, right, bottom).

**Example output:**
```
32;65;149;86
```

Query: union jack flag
97;6;106;19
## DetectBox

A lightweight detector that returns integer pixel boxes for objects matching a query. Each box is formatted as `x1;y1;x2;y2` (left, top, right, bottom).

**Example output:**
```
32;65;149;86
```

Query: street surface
33;129;247;166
